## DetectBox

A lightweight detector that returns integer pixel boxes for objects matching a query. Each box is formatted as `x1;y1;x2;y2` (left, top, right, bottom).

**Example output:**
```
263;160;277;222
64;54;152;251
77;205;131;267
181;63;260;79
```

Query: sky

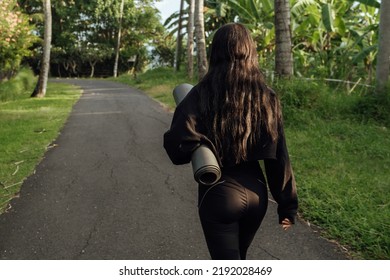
154;0;182;24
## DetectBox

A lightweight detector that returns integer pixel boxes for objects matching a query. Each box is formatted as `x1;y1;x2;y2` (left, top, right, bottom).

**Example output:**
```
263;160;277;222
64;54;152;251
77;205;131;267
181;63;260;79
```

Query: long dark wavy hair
198;23;282;164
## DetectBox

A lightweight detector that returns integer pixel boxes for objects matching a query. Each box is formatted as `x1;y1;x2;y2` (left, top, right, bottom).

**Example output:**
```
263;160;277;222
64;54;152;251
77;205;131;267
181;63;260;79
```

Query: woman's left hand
281;218;293;231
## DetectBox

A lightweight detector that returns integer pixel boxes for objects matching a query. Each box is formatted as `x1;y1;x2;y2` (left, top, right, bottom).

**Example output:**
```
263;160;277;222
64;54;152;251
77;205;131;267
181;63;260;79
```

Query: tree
113;0;125;78
376;0;390;92
31;0;51;98
274;0;293;77
151;32;176;67
187;0;195;79
195;0;208;80
20;0;164;78
175;0;185;71
82;43;113;78
0;0;37;81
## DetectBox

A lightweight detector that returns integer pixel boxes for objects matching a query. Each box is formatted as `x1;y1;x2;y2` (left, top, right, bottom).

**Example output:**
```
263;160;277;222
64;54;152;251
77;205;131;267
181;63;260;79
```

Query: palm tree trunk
274;0;293;77
376;0;390;92
187;0;195;79
31;0;52;98
113;0;125;78
195;0;208;80
175;0;185;71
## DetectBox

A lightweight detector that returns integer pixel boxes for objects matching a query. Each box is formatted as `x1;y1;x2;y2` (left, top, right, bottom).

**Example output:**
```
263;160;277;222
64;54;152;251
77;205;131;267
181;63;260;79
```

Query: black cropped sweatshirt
163;86;298;224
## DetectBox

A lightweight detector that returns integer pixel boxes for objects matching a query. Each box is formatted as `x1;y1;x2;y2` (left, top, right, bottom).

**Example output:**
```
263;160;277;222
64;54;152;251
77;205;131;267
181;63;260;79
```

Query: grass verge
115;68;390;260
113;67;197;110
0;82;81;213
287;114;390;259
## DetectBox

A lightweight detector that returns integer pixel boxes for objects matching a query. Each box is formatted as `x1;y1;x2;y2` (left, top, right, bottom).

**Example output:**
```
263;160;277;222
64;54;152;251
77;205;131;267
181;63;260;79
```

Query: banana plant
291;0;379;81
221;0;275;55
226;0;273;25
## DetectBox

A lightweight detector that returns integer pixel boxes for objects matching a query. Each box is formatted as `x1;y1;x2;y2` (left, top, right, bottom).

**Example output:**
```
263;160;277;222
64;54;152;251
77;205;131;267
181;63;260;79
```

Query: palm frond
291;0;318;17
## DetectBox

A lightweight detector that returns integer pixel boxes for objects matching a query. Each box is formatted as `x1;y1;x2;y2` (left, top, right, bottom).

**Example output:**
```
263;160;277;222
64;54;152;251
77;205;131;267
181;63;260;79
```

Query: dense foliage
165;0;382;85
0;0;37;81
17;0;164;78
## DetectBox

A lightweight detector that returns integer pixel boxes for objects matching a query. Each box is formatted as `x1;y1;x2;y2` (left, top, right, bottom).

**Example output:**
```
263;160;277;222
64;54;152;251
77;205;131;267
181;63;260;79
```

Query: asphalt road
0;79;349;260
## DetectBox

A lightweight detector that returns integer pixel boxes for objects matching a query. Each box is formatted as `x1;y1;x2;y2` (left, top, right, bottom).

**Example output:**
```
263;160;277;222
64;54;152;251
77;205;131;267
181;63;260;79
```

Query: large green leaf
321;3;334;32
307;5;321;24
348;24;378;49
259;0;273;14
249;0;262;21
334;16;346;36
291;0;318;17
263;25;275;46
163;11;180;27
352;44;377;64
226;0;274;23
228;0;256;22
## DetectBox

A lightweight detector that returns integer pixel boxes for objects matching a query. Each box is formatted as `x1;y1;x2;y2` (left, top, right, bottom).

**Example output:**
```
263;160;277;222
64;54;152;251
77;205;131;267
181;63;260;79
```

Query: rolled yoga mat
173;84;221;186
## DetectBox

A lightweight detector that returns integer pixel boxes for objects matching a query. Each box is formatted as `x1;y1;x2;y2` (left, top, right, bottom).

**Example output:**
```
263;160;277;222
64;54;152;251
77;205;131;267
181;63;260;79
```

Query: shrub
0;0;37;81
0;67;36;102
353;91;390;126
273;78;326;110
272;77;390;127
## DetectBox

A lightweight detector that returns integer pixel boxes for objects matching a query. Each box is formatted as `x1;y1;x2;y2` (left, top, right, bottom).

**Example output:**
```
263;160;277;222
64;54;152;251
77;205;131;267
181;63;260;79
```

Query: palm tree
195;0;208;80
175;0;185;71
31;0;52;98
187;0;195;79
274;0;293;77
113;0;125;78
376;0;390;92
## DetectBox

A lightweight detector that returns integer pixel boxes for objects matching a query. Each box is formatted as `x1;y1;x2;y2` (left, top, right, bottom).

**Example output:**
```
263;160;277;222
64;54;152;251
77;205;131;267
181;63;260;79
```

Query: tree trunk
63;62;71;77
70;60;77;77
175;0;185;72
376;0;390;93
113;0;125;78
31;0;52;98
89;61;97;78
274;0;293;77
194;0;208;80
187;0;195;79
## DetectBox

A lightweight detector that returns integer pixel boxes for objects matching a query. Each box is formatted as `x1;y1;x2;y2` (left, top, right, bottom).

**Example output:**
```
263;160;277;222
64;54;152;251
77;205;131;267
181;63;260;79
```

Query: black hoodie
163;85;298;224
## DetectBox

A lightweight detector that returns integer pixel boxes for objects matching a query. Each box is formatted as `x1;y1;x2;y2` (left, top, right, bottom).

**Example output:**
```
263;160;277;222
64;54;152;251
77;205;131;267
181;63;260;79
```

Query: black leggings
198;161;268;260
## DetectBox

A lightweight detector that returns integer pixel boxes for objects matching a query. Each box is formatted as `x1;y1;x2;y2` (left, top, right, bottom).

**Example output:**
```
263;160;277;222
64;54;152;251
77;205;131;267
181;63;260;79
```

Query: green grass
114;67;197;110
0;82;81;213
286;115;390;259
115;68;390;260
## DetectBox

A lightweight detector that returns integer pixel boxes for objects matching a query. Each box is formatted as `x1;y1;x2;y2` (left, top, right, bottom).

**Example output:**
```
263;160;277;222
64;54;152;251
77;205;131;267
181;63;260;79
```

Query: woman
163;23;298;260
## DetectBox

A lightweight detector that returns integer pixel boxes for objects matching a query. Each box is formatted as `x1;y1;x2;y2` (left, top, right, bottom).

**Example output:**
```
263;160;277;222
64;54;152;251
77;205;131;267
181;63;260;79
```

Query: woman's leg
198;181;247;260
238;183;268;259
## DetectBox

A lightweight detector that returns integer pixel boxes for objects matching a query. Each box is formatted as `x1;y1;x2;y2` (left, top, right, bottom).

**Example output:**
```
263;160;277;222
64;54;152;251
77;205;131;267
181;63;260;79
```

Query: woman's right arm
264;124;298;224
